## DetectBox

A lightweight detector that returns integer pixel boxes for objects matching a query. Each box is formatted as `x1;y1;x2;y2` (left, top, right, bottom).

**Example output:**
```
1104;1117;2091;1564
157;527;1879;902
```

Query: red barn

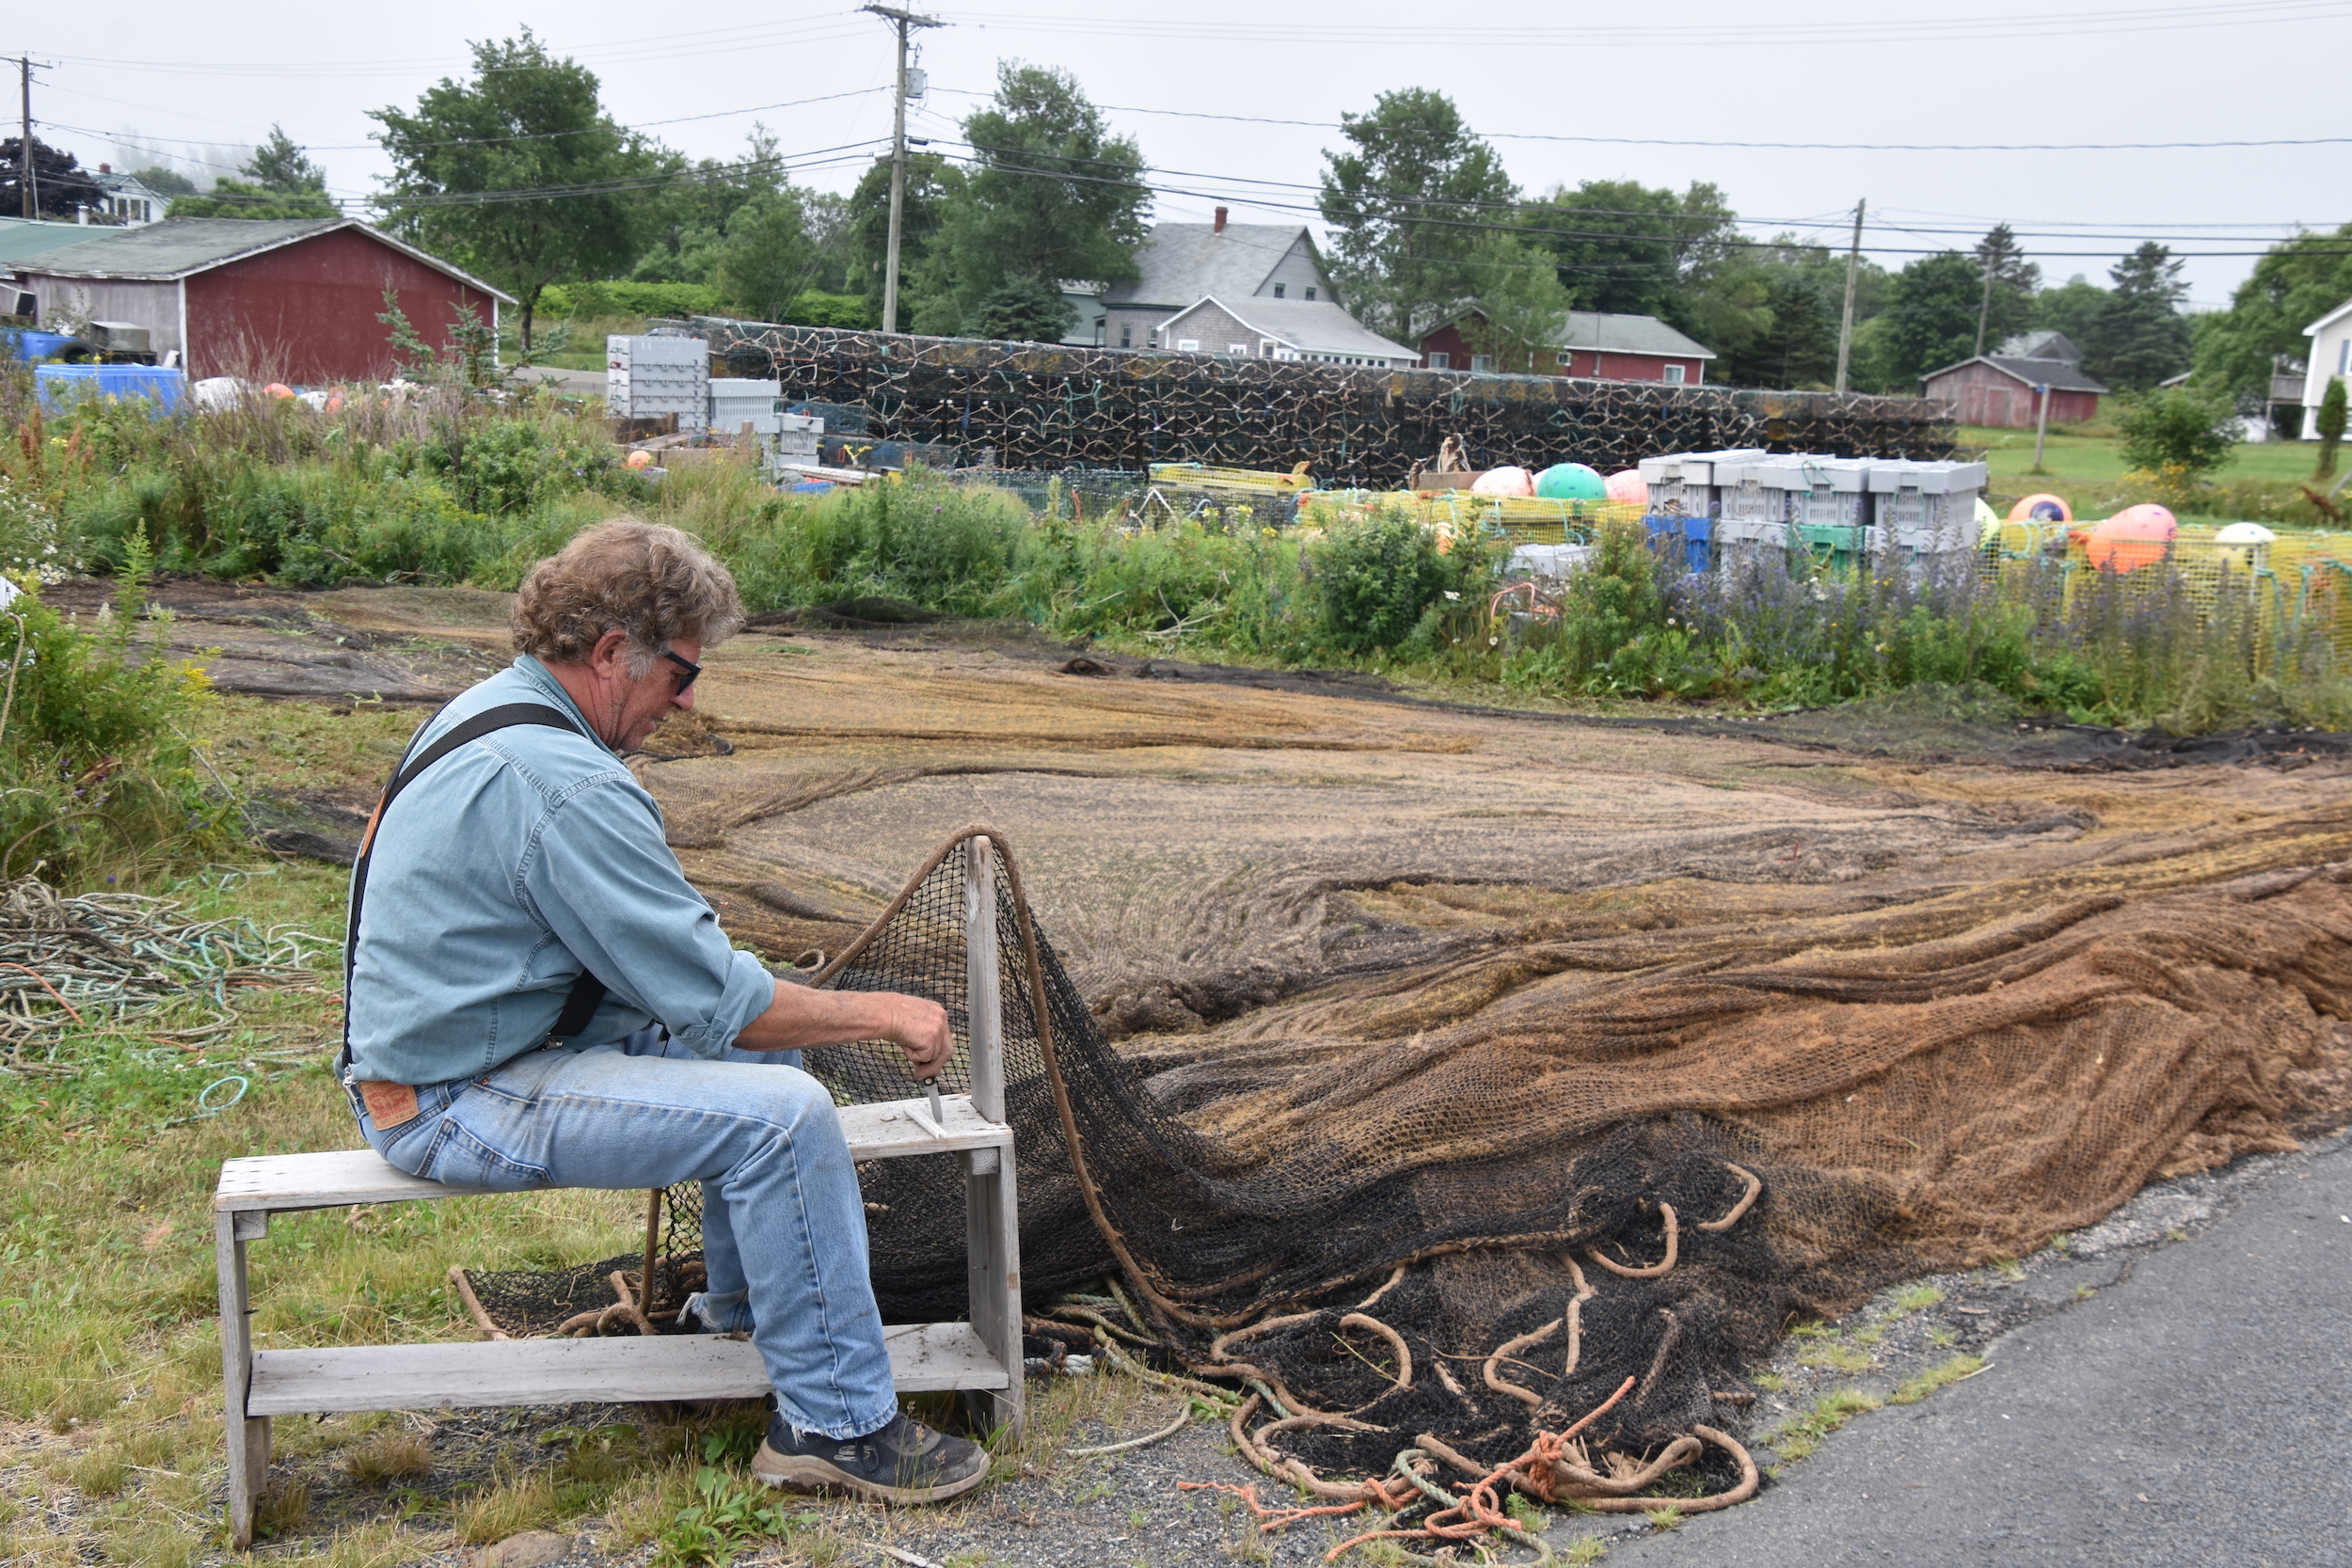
1420;309;1714;384
1920;341;2106;429
15;218;512;382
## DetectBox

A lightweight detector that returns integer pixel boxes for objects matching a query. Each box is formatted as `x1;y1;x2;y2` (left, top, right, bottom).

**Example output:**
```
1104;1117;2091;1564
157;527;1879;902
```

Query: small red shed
16;218;512;382
1919;353;2106;429
1420;309;1714;384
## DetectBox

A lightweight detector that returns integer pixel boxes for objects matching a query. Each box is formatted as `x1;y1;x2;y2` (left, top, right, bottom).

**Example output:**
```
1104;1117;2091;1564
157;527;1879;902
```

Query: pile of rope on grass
0;873;338;1076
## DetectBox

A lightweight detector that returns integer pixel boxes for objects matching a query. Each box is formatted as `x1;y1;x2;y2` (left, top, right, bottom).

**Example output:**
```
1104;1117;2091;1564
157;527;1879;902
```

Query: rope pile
0;873;337;1076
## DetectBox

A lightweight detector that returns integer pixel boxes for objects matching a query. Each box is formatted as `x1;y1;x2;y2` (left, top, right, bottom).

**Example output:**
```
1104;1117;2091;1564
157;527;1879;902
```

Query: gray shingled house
1100;209;1411;364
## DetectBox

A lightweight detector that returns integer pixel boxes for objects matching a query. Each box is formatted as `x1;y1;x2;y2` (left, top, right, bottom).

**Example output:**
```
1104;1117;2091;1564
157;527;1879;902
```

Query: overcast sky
31;0;2352;312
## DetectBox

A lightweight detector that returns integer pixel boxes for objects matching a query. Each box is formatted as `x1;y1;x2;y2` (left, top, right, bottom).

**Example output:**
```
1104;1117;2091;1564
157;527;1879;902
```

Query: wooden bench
216;837;1024;1548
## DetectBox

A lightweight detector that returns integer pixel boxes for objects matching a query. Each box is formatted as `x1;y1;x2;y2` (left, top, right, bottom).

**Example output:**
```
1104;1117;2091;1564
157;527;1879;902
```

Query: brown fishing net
453;635;2352;1507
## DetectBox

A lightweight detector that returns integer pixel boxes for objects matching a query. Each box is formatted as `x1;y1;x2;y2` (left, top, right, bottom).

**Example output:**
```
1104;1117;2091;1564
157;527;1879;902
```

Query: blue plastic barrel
2;328;76;362
34;364;188;415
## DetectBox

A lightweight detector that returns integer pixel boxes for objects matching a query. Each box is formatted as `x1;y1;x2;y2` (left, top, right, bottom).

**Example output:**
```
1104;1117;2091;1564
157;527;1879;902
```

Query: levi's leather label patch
359;1081;421;1130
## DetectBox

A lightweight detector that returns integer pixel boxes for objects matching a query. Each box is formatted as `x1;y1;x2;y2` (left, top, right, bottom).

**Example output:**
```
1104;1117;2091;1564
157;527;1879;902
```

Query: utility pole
1974;247;1995;359
1833;198;1865;394
863;5;941;336
18;56;33;221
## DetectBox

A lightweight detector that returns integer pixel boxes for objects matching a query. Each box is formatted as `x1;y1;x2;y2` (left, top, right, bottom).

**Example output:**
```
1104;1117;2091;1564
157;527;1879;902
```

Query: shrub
2116;387;2239;480
0;539;233;885
2316;377;2346;481
1309;508;1486;657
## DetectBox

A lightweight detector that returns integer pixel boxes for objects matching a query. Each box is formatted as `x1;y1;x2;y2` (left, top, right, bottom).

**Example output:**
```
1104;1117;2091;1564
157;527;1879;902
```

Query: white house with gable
2298;298;2352;437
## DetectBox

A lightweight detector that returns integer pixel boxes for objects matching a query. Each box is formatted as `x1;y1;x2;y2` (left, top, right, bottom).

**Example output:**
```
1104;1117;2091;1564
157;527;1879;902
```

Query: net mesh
455;816;2352;1486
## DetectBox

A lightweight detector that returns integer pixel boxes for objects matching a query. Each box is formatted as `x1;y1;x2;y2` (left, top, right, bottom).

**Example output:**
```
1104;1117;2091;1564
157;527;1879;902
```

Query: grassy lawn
1964;423;2324;489
1962;422;2342;528
0;690;1177;1565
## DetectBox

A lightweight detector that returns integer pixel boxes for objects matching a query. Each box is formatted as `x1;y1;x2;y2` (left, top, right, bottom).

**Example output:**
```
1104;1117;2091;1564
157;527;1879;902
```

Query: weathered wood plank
215;1099;1010;1212
246;1322;1008;1416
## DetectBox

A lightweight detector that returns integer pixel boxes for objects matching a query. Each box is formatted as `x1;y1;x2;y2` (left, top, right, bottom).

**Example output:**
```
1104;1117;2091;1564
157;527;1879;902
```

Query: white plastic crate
1506;543;1595;580
607;333;707;366
1637;448;1766;517
1867;460;1988;556
711;379;784;436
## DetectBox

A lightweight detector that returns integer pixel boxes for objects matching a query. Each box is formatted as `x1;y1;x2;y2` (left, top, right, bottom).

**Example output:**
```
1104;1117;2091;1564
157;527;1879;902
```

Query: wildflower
1443;592;1460;601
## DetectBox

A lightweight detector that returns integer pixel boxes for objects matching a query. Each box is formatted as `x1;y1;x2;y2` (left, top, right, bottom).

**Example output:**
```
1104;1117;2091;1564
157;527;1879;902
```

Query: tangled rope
1184;1372;1761;1563
0;874;336;1077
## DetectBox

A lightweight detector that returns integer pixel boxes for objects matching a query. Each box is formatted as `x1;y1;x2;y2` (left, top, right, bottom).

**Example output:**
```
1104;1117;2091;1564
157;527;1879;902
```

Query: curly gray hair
511;520;743;673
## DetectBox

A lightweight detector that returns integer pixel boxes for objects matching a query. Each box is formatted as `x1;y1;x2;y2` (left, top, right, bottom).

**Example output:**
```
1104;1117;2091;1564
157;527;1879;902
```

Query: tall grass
7;371;2346;739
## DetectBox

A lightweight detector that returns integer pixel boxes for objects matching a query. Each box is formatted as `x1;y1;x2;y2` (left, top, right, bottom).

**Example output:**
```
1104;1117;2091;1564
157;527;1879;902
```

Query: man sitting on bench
339;519;989;1505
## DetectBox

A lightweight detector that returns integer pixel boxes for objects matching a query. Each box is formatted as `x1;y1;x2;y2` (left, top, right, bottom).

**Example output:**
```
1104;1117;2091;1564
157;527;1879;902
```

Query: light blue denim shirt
343;656;776;1085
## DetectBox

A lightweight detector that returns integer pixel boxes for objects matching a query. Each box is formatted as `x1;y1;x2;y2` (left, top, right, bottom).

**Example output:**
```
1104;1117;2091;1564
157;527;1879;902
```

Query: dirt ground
27;578;2352;1566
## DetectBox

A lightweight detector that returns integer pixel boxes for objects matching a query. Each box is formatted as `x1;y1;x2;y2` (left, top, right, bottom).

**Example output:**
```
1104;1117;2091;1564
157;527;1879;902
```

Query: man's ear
588;628;631;675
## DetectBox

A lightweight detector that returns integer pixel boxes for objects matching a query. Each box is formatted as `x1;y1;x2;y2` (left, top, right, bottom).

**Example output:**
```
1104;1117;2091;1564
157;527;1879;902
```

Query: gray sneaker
751;1409;990;1505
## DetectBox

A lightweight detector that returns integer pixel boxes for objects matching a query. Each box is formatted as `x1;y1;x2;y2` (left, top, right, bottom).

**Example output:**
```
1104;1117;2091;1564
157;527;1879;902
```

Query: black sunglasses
661;649;702;692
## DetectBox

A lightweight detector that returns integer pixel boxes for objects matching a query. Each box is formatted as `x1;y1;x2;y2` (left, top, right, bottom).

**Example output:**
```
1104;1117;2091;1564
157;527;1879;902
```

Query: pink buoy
1470;466;1534;498
1604;469;1646;504
2086;503;2176;574
624;450;654;470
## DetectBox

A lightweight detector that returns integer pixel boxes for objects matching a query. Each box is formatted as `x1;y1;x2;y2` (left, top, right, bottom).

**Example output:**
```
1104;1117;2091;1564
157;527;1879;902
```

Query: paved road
1581;1134;2352;1567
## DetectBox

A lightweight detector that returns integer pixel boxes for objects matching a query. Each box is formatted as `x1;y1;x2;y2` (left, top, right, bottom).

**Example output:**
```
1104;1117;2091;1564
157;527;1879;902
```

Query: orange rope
0;963;85;1024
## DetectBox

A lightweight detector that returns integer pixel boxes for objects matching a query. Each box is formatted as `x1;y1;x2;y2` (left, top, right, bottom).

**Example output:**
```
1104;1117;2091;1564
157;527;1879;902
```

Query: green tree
2191;225;2352;410
1459;233;1573;372
1318;88;1517;342
846;152;961;325
2116;385;2238;478
1870;251;1984;389
244;125;326;194
1971;222;2041;356
1525;180;1741;324
2316;377;2347;479
0;136;102;219
128;166;196;198
922;62;1146;337
173;123;340;219
1712;239;1870;389
966;274;1073;341
167;180;338;220
2085;242;2191;391
372;29;655;349
714;190;817;323
628;125;794;288
2030;274;2109;351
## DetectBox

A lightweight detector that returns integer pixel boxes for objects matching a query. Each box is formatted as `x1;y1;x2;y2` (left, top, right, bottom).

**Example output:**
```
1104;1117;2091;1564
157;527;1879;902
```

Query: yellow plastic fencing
1146;463;1315;494
1979;521;2352;666
1297;489;1646;544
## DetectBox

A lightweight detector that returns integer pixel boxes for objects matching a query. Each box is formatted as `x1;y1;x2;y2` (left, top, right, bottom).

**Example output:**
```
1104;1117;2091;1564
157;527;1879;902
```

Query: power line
930;84;2352;155
945;0;2352;47
40;15;872;79
947;134;2346;246
927;141;2352;260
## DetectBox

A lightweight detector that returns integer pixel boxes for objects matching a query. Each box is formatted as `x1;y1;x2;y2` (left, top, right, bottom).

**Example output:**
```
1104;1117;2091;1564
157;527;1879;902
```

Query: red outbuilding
1919;332;2107;429
13;218;513;382
1419;309;1715;384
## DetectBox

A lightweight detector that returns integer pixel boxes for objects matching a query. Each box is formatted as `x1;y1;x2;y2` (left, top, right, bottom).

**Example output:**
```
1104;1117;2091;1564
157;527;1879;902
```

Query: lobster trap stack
670;319;1955;489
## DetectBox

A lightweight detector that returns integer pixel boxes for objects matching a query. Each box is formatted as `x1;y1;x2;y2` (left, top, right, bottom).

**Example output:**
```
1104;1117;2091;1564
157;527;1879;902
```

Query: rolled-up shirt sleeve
518;775;775;1056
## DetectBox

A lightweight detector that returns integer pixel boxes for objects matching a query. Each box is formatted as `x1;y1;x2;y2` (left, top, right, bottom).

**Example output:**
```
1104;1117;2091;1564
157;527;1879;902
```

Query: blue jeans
352;1029;897;1440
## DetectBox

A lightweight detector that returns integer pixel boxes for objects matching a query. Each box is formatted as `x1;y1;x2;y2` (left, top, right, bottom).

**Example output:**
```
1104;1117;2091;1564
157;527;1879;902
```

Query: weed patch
1890;1354;1988;1405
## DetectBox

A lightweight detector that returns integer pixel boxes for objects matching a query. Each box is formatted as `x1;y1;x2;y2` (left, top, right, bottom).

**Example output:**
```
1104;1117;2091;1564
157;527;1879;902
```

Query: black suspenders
341;703;612;1073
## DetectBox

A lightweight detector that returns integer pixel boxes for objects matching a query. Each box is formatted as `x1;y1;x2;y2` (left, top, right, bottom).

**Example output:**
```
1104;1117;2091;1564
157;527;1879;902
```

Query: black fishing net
456;819;2352;1509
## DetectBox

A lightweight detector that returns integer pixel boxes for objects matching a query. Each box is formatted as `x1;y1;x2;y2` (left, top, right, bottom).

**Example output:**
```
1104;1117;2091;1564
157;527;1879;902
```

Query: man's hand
736;980;954;1081
878;993;953;1079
